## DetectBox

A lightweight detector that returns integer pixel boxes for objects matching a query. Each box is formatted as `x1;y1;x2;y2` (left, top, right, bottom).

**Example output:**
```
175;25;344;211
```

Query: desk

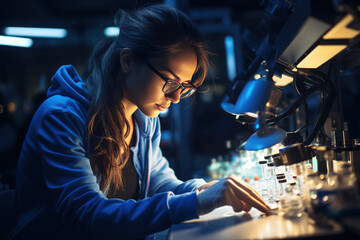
168;206;344;240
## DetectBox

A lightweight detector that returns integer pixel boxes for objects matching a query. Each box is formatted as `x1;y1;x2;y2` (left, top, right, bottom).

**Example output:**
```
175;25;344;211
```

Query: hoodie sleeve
37;102;199;239
148;117;206;196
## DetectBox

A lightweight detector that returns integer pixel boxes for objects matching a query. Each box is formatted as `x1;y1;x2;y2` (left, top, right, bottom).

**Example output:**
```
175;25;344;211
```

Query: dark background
1;0;360;188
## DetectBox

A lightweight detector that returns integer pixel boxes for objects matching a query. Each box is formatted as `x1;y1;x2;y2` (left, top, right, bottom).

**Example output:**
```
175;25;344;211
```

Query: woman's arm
37;104;199;239
146;117;270;216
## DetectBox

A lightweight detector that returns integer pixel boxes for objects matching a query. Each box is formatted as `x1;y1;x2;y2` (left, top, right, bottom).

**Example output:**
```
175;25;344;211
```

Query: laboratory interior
1;0;360;239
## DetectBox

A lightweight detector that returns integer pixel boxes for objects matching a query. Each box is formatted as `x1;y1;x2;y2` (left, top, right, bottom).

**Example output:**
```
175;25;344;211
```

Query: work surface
168;206;344;240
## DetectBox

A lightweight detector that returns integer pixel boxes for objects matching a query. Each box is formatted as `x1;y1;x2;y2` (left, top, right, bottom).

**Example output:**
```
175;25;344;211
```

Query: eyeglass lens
163;80;195;98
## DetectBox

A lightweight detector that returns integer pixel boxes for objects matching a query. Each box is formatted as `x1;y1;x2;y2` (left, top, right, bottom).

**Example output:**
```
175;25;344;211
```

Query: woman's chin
139;108;160;118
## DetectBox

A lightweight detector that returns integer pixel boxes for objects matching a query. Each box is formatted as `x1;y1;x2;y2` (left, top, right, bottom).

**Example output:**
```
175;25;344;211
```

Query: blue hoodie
9;65;206;240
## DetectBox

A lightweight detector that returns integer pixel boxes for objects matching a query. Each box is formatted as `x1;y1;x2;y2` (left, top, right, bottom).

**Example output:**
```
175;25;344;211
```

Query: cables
266;83;321;125
265;67;336;145
294;73;310;138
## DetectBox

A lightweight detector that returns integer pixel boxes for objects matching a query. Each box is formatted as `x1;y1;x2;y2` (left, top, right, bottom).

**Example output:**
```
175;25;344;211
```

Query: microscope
221;0;360;222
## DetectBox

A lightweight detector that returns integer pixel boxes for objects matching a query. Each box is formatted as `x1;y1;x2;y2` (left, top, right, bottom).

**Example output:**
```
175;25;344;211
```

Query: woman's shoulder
36;95;88;123
24;95;88;142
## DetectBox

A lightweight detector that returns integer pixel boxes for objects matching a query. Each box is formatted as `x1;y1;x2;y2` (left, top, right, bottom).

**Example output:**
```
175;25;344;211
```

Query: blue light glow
0;35;33;48
5;27;67;38
224;35;236;81
159;108;169;117
104;27;120;37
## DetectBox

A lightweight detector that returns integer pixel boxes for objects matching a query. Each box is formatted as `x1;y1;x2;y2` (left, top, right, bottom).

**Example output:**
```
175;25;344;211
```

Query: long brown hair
83;4;210;197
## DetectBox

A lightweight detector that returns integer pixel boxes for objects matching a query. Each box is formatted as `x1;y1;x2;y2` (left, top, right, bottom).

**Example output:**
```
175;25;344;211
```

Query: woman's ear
120;48;134;73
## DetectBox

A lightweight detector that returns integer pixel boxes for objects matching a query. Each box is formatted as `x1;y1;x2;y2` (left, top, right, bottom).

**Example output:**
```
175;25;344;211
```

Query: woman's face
124;47;198;118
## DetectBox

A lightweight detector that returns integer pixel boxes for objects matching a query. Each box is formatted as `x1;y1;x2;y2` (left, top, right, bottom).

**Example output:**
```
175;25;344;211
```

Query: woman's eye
167;79;180;85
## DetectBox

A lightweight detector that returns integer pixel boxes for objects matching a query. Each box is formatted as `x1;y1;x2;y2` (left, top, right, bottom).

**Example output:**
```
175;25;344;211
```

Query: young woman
9;4;269;240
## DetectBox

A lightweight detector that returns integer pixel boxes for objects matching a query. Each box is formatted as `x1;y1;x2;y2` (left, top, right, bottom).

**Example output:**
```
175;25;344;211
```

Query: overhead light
0;35;33;48
323;14;360;39
291;13;360;69
4;27;67;38
104;27;120;37
277;17;331;68
278;13;360;69
224;35;236;81
296;45;347;69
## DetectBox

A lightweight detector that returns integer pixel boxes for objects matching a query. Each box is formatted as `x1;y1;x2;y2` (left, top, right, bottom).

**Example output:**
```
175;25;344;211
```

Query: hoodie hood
47;65;89;106
47;65;154;135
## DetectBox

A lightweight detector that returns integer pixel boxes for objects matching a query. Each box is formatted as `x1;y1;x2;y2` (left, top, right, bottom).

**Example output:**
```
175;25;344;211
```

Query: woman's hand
196;175;270;215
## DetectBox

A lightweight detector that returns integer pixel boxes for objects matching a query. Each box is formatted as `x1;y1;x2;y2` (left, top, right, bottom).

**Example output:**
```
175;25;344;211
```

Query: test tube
306;171;319;215
273;154;287;176
259;160;268;199
266;161;276;204
280;181;304;218
278;178;287;194
276;174;286;201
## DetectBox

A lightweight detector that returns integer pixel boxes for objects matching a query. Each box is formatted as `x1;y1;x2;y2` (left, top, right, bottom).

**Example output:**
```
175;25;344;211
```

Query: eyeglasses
142;60;197;99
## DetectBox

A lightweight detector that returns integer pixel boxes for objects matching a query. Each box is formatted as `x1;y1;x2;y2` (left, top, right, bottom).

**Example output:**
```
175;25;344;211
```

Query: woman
9;4;269;240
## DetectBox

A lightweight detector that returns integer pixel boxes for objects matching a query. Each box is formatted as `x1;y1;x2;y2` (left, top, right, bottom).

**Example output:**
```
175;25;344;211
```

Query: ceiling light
224;35;236;81
4;27;67;38
104;27;120;37
323;14;360;39
0;35;33;48
296;45;347;69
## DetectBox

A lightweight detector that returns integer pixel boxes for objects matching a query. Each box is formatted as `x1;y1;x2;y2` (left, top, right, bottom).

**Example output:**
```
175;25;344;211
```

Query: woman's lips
156;104;168;111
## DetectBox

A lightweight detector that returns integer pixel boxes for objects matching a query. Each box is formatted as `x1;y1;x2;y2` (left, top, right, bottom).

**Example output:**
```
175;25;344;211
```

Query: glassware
293;161;306;197
259;160;268;200
266;161;277;204
334;162;360;209
273;154;286;175
277;177;287;200
280;182;304;218
207;158;220;180
306;171;319;215
311;173;338;215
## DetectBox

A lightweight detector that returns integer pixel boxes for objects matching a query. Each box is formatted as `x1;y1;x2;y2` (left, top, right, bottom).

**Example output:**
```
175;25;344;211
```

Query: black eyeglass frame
142;59;197;99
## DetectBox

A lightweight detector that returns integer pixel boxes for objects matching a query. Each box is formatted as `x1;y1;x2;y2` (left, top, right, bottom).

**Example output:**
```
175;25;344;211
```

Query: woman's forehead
148;47;197;82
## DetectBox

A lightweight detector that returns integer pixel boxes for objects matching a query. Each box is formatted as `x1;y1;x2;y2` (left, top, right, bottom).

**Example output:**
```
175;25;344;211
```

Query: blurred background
1;0;360;189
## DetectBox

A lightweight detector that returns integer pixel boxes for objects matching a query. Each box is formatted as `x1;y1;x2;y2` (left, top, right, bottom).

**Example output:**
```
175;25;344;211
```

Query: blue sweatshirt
8;65;206;240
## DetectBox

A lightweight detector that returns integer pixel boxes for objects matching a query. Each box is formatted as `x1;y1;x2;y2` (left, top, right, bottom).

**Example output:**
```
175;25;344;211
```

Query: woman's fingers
226;178;270;213
228;175;268;207
197;180;219;192
243;202;252;212
197;175;270;215
225;187;245;212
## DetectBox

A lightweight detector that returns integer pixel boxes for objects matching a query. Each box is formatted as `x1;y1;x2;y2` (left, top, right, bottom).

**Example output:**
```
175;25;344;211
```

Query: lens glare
163;79;196;98
180;88;195;99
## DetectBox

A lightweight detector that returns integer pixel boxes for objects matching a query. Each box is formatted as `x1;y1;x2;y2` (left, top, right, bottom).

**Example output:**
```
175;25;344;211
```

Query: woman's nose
165;89;181;103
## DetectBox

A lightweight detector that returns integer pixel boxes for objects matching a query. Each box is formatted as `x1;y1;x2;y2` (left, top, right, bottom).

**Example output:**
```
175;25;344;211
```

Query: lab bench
167;206;360;240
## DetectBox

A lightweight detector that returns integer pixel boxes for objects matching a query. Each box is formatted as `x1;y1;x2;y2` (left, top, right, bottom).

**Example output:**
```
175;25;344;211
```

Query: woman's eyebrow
161;66;192;83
